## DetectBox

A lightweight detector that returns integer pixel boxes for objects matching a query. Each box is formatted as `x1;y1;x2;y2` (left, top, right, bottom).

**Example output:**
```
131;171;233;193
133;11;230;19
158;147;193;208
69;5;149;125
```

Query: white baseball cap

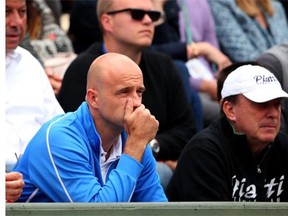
221;64;288;103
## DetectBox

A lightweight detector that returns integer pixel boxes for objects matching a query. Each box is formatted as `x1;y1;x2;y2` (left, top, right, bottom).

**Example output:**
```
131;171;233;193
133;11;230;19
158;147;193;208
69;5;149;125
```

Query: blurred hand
6;172;24;203
124;98;159;162
198;42;232;73
45;67;63;95
199;79;218;101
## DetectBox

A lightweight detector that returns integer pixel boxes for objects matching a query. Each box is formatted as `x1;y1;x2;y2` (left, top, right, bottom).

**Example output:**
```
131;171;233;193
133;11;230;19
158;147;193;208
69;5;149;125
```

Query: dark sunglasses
106;8;161;22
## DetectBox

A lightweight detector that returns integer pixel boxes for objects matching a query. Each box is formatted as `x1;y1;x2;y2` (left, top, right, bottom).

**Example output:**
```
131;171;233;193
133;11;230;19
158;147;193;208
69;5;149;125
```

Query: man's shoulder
6;47;44;73
79;42;102;59
141;49;175;73
15;46;42;64
142;49;172;61
69;43;102;68
186;119;226;149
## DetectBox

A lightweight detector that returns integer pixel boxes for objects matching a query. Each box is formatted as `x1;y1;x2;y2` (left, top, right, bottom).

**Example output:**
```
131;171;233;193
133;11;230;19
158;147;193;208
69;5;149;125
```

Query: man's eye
6;9;11;16
137;91;144;96
19;9;26;17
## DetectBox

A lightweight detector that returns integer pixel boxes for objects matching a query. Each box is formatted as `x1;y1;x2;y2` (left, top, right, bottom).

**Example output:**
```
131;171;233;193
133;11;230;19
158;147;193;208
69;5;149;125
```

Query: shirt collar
100;135;122;164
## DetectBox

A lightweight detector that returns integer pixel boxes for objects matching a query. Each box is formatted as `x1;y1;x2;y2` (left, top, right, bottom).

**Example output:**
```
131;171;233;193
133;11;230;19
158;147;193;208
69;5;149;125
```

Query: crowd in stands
5;0;288;203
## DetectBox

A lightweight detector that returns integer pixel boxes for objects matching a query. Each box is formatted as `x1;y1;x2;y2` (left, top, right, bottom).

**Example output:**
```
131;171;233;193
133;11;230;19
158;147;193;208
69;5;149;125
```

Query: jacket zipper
256;144;271;174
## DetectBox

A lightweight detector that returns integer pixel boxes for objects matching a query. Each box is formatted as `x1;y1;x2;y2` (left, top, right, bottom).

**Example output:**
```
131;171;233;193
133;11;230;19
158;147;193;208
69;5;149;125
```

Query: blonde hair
96;0;114;32
236;0;274;17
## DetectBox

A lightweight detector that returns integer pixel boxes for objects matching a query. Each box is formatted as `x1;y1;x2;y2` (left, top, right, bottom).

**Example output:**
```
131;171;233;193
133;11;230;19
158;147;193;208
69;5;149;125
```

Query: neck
90;108;121;154
103;38;142;65
247;138;270;156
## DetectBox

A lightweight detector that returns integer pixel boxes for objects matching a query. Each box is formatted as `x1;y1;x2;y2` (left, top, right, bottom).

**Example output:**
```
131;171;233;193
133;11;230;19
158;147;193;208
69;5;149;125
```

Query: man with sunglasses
58;0;195;190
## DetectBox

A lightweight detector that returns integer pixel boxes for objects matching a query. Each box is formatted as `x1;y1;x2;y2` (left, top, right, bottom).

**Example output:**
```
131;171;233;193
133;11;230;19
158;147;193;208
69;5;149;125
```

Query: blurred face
105;0;157;48
230;95;281;146
6;0;27;51
96;64;145;130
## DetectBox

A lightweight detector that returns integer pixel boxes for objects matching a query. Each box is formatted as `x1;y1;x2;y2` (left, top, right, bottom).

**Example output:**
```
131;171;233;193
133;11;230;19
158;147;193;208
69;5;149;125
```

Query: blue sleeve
24;124;166;202
130;146;168;202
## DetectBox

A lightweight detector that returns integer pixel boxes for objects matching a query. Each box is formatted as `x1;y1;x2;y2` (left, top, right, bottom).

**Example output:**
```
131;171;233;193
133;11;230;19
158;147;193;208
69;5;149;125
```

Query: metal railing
6;202;288;216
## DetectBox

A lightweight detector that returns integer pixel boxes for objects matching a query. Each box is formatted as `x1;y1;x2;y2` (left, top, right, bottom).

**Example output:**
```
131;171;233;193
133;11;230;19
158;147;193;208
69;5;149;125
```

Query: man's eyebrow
6;5;27;9
115;86;132;94
115;86;145;94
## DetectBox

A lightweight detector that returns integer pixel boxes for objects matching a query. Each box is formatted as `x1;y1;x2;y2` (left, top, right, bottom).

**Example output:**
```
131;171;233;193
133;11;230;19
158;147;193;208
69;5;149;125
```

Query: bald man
13;53;167;202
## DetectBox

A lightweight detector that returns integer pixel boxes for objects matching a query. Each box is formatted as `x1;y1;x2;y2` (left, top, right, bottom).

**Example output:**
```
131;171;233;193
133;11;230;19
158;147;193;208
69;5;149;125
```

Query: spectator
6;172;25;203
13;53;167;202
208;0;288;63
166;63;288;201
57;0;196;190
5;0;63;171
151;0;231;127
20;0;76;95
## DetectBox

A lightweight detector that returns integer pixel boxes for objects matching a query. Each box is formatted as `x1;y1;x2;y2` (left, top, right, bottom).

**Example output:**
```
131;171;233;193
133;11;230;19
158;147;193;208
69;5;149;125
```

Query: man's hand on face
123;98;159;162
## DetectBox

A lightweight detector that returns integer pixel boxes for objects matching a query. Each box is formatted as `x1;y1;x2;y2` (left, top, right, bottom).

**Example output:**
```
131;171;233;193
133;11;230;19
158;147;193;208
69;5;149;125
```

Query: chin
260;134;277;143
6;42;20;51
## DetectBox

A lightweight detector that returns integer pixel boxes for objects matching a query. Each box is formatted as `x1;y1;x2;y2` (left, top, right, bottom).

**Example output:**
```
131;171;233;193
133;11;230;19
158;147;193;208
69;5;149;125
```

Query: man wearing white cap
166;62;288;202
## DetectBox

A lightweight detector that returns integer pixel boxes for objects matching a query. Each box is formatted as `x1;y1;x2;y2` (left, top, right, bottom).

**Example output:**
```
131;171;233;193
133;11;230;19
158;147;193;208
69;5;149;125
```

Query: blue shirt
13;102;167;202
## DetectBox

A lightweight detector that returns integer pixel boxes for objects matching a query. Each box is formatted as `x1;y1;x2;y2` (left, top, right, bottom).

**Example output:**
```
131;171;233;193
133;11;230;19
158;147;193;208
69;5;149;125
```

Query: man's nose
266;101;281;117
132;93;142;108
142;13;153;24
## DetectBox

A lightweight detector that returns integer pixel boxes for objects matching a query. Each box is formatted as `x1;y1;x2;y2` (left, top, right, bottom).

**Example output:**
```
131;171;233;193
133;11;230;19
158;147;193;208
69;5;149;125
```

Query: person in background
20;0;76;95
6;172;25;203
57;0;195;190
5;0;63;172
151;0;231;127
208;0;288;63
166;62;288;201
13;53;167;202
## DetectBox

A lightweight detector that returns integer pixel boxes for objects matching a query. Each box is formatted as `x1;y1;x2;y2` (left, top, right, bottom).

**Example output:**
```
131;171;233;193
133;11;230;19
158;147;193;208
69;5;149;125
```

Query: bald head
87;52;143;91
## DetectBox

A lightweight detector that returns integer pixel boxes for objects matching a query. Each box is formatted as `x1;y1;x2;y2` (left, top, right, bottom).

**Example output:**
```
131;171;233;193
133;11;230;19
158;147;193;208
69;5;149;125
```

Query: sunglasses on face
106;8;161;22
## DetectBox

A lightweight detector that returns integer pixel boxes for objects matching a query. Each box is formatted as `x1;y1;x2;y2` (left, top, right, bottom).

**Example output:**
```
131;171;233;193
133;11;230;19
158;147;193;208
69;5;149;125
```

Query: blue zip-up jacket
13;102;167;202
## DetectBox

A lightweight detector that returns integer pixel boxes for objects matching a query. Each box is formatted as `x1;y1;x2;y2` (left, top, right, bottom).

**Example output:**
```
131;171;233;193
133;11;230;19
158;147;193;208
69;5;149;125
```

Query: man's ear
86;89;98;108
101;14;113;33
223;100;236;122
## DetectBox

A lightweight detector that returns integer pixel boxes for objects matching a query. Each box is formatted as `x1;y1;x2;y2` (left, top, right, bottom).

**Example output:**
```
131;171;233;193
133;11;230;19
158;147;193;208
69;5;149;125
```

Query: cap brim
243;88;288;103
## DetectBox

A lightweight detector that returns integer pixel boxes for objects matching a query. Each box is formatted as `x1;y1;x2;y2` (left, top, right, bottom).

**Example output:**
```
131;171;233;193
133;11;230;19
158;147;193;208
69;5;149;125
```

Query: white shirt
5;47;64;169
100;136;122;183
